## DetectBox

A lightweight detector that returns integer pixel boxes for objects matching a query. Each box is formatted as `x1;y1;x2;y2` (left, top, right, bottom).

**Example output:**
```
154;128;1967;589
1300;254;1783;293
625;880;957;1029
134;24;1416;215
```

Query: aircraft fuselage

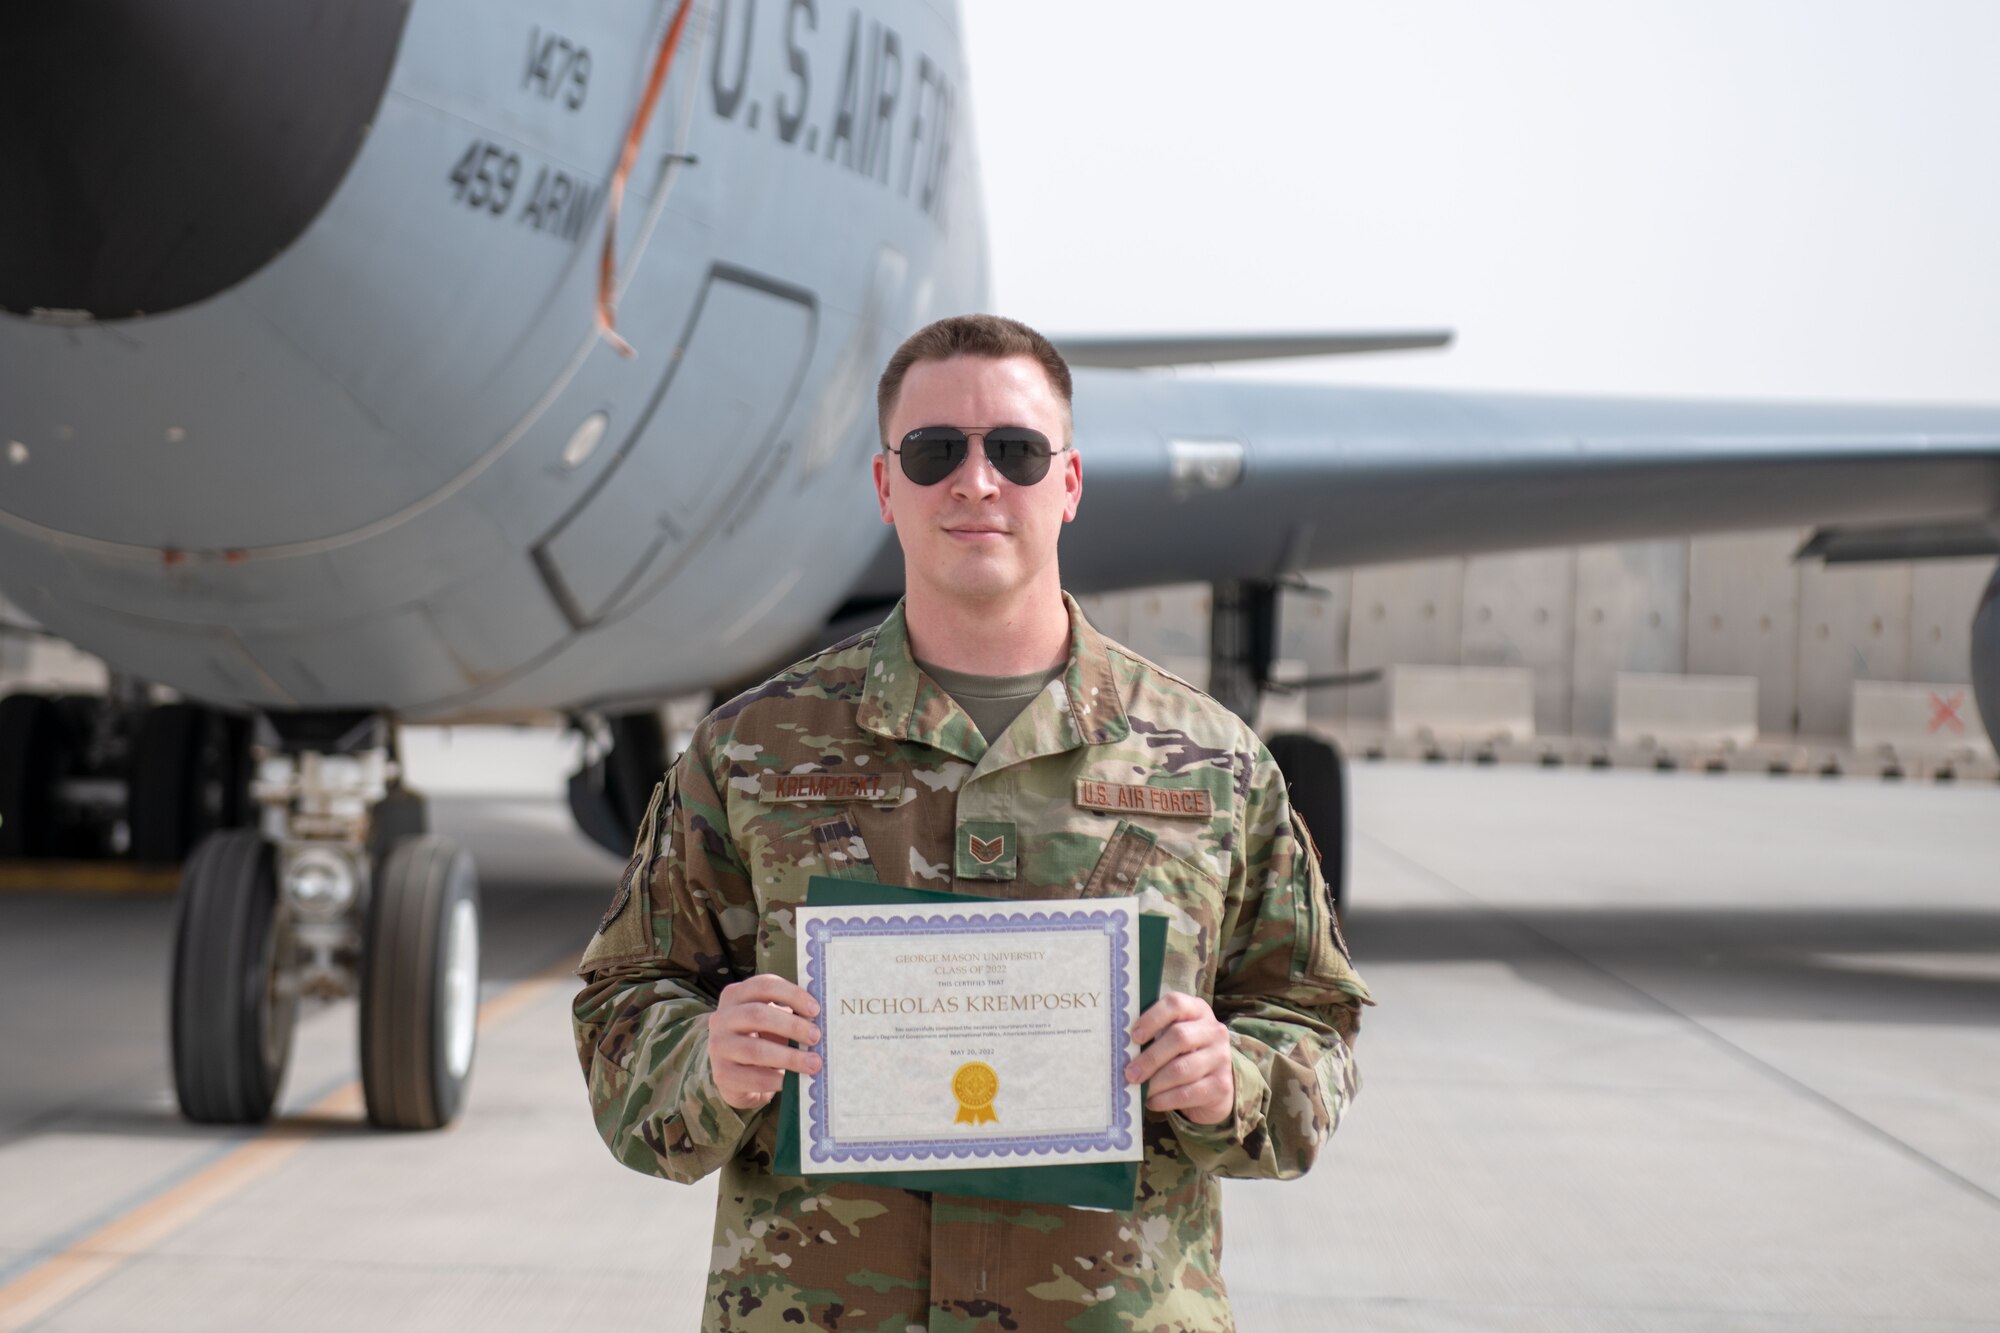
0;0;984;720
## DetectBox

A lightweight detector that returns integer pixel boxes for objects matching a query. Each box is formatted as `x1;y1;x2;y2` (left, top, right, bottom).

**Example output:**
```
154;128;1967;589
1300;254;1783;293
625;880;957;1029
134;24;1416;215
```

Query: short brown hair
876;314;1074;444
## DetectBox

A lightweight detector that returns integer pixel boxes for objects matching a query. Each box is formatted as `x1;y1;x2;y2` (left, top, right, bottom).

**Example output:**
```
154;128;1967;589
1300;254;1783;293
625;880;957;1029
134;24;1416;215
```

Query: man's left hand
1127;991;1234;1125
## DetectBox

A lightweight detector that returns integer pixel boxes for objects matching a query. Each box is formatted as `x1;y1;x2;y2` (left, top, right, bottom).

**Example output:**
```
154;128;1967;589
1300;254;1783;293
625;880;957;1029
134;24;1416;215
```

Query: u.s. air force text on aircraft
443;4;958;246
711;0;961;221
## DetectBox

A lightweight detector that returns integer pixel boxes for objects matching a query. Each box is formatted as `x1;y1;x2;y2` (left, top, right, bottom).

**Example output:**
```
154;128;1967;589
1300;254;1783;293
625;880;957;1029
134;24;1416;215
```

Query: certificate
795;896;1144;1172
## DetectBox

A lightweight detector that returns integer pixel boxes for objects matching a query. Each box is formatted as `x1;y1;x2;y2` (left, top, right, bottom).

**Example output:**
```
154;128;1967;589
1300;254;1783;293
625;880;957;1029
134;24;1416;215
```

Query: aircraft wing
851;372;2000;600
1026;372;2000;594
1052;329;1453;368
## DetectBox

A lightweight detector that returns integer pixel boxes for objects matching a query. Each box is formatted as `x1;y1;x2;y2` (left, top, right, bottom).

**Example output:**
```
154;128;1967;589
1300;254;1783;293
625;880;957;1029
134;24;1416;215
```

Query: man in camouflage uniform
574;315;1371;1331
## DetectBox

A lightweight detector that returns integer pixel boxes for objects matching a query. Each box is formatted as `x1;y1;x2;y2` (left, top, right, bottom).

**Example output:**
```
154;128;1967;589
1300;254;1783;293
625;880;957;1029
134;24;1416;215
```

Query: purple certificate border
801;908;1137;1165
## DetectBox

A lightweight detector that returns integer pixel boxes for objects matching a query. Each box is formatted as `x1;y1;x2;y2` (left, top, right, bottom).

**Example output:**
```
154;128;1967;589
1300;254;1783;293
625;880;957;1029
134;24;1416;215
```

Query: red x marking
1928;691;1967;735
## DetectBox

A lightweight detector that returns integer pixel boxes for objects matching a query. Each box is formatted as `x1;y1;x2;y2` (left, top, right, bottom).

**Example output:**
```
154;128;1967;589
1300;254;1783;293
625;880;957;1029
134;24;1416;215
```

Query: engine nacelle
1973;562;2000;754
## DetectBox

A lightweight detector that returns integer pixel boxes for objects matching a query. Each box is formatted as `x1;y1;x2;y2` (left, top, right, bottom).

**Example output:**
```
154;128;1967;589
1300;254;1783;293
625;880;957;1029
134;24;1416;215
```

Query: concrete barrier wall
1388;665;1536;741
0;634;109;695
0;593;107;694
1613;673;1758;746
9;545;1994;749
1079;538;1994;743
1852;682;1995;758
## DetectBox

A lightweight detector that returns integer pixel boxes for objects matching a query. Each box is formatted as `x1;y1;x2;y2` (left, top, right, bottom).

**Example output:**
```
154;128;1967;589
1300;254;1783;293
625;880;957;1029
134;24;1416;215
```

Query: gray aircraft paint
1;0;981;718
2;0;1998;724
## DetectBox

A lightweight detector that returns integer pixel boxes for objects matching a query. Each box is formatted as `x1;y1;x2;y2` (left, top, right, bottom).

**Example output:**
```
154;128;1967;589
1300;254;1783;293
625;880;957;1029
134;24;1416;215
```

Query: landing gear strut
1210;579;1361;918
166;712;482;1130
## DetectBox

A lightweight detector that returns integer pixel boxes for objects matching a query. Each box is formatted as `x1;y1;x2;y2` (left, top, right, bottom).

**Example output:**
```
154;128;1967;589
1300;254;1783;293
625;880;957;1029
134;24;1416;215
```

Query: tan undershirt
915;657;1067;743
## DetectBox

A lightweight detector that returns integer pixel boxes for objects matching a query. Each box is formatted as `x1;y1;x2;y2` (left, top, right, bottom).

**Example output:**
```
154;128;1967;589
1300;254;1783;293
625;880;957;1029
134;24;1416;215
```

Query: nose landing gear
361;834;481;1130
167;713;482;1130
170;831;296;1123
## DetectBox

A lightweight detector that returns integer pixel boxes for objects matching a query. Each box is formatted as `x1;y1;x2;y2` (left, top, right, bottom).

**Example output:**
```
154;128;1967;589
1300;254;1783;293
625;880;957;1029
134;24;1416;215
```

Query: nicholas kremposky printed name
839;991;1105;1016
839;948;1106;1016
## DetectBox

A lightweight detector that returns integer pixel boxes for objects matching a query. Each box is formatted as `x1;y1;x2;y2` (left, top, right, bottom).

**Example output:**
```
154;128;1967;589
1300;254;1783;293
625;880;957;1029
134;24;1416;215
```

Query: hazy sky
959;1;2000;404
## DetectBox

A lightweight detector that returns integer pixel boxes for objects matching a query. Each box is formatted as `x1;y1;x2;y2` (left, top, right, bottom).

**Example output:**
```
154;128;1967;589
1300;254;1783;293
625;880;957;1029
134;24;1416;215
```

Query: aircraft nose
0;0;410;319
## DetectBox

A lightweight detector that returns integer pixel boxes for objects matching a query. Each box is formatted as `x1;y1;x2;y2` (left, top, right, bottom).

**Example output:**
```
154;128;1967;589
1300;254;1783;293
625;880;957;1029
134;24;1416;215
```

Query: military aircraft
3;0;1997;1133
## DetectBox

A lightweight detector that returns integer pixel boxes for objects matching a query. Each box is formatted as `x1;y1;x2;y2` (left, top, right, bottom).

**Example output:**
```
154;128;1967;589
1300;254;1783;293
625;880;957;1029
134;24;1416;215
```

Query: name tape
760;772;905;804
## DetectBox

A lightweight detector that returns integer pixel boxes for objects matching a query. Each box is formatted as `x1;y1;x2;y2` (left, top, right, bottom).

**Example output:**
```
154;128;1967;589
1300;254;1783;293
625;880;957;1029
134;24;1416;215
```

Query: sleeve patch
579;779;669;972
1290;810;1366;995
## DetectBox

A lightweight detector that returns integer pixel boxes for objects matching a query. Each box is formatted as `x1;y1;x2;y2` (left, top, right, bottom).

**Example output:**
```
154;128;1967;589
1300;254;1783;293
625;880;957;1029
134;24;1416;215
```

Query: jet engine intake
0;0;409;318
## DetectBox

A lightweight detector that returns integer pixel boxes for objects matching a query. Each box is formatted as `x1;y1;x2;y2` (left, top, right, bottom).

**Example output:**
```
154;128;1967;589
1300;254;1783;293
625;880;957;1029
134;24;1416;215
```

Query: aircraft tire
1267;732;1348;920
130;704;254;864
361;834;481;1130
0;694;62;858
170;830;297;1123
607;711;668;835
567;710;668;857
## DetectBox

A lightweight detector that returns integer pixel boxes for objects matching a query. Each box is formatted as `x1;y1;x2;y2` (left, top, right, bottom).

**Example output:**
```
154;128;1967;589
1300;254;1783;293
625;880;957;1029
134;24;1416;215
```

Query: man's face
874;354;1082;605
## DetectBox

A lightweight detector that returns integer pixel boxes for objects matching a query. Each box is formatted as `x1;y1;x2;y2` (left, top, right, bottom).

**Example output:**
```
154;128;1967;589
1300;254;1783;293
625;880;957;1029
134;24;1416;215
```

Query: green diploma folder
773;877;1167;1212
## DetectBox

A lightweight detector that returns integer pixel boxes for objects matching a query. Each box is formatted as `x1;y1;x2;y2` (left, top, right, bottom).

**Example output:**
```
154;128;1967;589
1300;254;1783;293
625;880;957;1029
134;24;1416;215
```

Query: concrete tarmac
2;766;1998;1330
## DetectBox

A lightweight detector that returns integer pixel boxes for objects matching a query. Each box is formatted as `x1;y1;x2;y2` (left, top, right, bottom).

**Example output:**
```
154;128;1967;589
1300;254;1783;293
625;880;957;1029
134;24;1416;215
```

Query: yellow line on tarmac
0;862;180;895
0;955;580;1332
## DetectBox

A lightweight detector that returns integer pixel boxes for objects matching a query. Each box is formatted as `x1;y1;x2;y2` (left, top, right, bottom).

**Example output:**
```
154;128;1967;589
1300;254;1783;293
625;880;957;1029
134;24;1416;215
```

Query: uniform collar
856;592;1132;765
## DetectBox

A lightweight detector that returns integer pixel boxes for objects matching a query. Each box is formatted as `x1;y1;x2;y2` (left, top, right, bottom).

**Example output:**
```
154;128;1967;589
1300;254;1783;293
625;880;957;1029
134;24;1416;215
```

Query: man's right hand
706;974;822;1109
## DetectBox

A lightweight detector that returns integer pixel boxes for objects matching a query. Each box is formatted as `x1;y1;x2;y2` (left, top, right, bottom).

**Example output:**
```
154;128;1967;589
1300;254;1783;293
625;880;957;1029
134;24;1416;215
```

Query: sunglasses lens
895;426;1058;485
899;428;968;485
984;427;1055;485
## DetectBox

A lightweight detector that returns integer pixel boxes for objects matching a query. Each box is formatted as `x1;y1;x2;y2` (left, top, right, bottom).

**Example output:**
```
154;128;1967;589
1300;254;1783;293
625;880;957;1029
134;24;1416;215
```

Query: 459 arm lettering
448;141;521;214
446;138;602;243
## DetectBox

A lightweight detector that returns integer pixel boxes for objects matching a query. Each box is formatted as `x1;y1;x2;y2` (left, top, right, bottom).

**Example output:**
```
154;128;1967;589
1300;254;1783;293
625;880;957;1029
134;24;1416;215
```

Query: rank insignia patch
956;819;1018;880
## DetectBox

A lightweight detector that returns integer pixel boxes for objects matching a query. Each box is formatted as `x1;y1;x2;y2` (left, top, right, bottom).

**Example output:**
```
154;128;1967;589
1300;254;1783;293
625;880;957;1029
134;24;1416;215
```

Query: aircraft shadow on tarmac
1347;905;2000;1027
9;1105;380;1145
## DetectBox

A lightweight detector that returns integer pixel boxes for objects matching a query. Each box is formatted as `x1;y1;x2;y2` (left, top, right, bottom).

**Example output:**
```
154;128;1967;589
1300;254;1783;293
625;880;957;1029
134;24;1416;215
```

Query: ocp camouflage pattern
573;594;1372;1332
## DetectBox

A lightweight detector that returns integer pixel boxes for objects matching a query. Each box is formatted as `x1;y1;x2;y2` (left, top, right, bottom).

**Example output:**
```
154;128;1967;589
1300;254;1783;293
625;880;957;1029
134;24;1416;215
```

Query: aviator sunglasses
885;425;1070;486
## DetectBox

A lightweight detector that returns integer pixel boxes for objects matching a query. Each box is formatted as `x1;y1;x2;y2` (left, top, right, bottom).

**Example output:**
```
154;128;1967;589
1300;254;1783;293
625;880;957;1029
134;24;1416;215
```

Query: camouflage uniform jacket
573;593;1372;1332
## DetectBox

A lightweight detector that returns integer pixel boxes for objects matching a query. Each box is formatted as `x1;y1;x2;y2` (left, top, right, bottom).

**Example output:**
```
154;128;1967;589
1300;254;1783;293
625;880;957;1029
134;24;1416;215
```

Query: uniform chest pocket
1084;821;1224;999
738;813;880;974
809;812;876;881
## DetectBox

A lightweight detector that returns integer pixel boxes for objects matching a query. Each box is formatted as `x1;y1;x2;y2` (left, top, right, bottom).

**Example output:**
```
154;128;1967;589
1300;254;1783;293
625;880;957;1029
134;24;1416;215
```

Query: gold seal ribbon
951;1061;999;1125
